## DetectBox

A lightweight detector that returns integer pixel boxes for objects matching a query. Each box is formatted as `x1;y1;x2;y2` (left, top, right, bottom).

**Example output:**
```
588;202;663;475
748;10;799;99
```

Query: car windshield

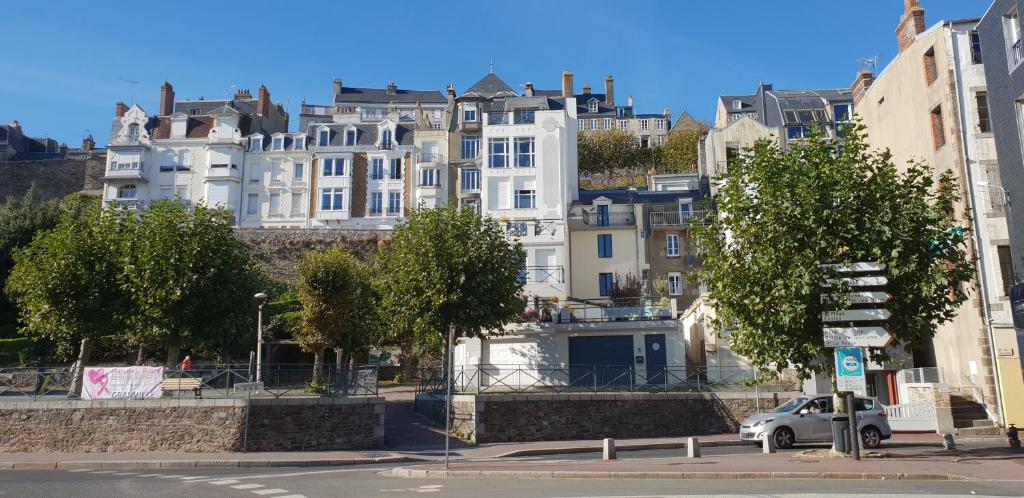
773;397;809;413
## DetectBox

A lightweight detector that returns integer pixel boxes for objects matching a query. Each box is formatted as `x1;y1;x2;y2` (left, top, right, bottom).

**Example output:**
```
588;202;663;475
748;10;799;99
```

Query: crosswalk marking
270;495;307;498
252;489;290;495
113;472;137;476
90;470;116;474
66;468;93;472
137;474;161;477
230;483;265;490
179;476;208;480
207;479;241;485
157;474;187;479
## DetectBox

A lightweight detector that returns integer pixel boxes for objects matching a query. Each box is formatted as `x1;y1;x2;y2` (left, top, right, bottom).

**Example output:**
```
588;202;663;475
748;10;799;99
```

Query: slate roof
463;73;518;98
720;85;853;128
334;86;446;104
247;133;310;152
306;123;414;147
148;114;255;140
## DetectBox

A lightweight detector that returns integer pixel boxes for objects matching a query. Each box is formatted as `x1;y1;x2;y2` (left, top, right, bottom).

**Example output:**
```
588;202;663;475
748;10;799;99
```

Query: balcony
504;219;559;238
378;142;395;151
110;199;143;210
649;210;715;228
105;161;146;181
519;265;564;284
416;152;446;164
579;211;635;227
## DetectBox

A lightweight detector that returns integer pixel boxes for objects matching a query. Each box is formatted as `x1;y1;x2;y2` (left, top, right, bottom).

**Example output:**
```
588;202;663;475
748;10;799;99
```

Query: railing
559;298;672;323
378;142;395;150
110;161;143;171
579;211;635;227
503;219;559;238
1014;38;1024;65
520;265;564;284
0;363;378;400
884;401;937;431
111;199;143;209
416;152;445;163
649;209;715;227
417;364;801;395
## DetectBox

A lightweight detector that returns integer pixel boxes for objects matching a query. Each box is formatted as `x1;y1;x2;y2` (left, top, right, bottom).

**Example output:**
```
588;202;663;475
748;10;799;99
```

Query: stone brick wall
0;156;105;201
235;228;389;281
416;392;795;444
0;396;384;452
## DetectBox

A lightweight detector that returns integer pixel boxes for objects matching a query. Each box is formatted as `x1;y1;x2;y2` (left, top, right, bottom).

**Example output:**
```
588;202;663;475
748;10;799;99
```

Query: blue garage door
568;335;634;390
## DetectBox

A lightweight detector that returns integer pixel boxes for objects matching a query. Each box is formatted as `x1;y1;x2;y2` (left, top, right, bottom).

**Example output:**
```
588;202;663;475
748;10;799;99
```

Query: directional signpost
823;327;894;348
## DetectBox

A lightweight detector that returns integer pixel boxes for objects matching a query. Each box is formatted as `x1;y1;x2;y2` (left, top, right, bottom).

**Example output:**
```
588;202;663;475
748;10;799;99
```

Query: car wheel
773;427;795;449
861;427;882;449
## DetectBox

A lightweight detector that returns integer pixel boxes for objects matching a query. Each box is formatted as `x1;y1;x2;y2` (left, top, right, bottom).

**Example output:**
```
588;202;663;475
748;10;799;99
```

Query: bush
0;337;29;365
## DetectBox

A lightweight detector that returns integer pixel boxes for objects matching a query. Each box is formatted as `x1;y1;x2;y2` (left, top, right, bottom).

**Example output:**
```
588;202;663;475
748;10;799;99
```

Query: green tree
295;248;378;382
693;124;974;378
662;118;709;173
0;186;63;338
375;205;526;357
121;200;264;366
4;195;131;385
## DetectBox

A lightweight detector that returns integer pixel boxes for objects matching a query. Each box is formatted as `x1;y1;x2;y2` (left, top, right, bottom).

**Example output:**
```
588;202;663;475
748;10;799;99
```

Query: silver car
739;395;892;449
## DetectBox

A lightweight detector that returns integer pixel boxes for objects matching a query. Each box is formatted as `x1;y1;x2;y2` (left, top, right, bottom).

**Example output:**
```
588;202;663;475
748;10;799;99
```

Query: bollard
762;432;776;454
603;438;616;460
942;433;956;451
687;437;701;458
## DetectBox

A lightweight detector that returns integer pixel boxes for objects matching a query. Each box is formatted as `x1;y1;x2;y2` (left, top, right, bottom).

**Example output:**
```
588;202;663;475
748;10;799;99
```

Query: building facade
572;73;672;147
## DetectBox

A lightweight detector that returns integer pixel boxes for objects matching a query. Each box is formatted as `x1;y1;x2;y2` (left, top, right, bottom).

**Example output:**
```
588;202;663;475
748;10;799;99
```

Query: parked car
739;395;892;449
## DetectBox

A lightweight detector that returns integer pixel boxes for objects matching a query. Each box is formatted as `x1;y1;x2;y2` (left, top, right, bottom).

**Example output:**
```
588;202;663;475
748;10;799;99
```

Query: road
1;461;1023;498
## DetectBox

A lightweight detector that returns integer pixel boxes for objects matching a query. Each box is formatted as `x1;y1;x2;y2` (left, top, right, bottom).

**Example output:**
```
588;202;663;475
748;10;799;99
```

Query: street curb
2;455;423;471
388;467;971;481
494;440;752;458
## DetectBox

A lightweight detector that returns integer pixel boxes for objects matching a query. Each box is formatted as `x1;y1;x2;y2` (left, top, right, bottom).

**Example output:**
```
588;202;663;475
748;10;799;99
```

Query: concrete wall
0;156;105;201
0;396;384;453
416;392;794;444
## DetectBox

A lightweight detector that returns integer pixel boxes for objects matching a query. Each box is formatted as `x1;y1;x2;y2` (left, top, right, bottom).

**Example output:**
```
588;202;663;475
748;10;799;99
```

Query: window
656;119;665;130
998;246;1016;295
731;99;743;111
639;119;649;131
578;120;586;131
618;120;628;131
969;31;983;64
318;130;330;146
590;118;597;130
463;198;481;214
667;234;680;257
596;204;609;226
679;201;692;221
249;137;262;151
514;110;535;124
599;273;614;297
420;168;436;187
640;137;650;148
323;158;345;177
160;186;173;200
834;103;852;137
488;112;509;125
269;193;281;214
294;162;304;180
1006;7;1023;65
668;272;682;296
371;158;385;180
514;189;535;209
370;192;383;214
271;164;283;182
923;47;938;86
380;129;393;149
320;188;344;211
977;92;991;133
127;123;140;143
463;104;477;122
489;138;508;168
246;193;259;215
930;105;946;150
388;192;401;214
293;137;305;150
389;158;402;179
588;100;599;113
345;130;357;146
461;168;481;191
514;137;535;167
603;118;612;130
787;126;811;140
291;193;302;214
597;234;613;258
272;136;284;151
117;184;137;199
462;135;480;159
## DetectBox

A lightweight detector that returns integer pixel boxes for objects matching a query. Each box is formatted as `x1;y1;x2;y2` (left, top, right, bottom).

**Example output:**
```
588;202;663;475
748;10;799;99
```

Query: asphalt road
1;464;1023;498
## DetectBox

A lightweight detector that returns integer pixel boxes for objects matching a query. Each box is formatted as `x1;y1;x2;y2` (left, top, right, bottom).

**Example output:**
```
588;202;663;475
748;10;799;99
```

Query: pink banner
81;366;164;400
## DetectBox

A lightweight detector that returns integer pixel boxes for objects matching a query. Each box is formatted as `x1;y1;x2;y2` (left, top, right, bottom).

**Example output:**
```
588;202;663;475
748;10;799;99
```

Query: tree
121;200;264;366
375;205;526;358
609;272;644;306
0;186;63;338
662;118;709;173
692;124;973;378
295;248;377;383
4;195;132;388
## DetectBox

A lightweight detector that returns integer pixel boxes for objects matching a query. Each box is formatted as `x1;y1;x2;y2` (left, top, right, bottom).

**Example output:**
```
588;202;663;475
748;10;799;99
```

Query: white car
739;395;892;449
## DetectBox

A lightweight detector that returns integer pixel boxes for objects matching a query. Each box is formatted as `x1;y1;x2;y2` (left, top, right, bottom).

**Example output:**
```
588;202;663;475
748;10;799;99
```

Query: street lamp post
444;324;455;470
254;292;268;382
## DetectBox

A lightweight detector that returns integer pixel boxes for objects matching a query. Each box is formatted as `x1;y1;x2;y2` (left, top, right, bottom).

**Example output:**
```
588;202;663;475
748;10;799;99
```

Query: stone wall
416;392;795;444
0;396;384;452
0;156;105;201
234;228;389;282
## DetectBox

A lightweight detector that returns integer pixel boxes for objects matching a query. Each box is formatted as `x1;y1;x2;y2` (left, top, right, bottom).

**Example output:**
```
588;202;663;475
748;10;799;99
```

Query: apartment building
573;73;672;147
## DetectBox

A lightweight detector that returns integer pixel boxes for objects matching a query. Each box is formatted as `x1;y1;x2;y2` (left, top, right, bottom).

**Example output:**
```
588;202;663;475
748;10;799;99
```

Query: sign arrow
821;309;892;322
824;327;894;348
820;262;887;273
821;291;893;305
824;276;888;287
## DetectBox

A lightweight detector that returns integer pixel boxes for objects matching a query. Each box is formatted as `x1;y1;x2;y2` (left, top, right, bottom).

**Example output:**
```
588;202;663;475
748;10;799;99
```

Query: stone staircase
950;394;1002;436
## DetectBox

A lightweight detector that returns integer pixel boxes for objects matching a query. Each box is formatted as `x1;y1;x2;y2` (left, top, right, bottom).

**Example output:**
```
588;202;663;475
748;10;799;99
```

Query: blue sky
1;0;980;146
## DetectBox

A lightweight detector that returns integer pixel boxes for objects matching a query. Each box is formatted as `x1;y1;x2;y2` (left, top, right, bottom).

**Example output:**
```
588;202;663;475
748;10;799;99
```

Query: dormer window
732;99;743;111
462;103;477;122
318;129;330;147
272;136;284;151
249;137;263;152
293;136;305;150
588;99;599;113
380;129;393;149
127;123;140;144
190;109;201;116
345;129;357;146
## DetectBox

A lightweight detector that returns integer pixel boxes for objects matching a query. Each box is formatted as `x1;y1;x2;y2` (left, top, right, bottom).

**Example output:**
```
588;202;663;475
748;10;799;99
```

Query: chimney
604;75;615;105
257;84;271;116
159;81;175;116
582;83;592;94
82;134;95;151
234;89;252;100
851;70;875;105
59;143;68;156
387;81;397;95
116;102;129;117
663;106;671;118
10;120;20;131
447;83;456;100
627;95;634;108
562;70;574;98
333;78;343;97
524;82;534;97
896;0;926;53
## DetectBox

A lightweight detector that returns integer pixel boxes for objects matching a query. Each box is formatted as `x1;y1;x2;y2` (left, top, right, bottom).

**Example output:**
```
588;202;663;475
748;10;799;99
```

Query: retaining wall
0;396;384;452
416;392;796;444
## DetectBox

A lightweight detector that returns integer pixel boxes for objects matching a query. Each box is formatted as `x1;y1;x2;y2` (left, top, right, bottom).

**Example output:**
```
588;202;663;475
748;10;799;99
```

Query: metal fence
417;364;800;395
0;363;378;400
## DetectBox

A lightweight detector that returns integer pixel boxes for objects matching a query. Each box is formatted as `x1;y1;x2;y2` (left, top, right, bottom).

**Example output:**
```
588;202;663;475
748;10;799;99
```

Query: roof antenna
489;60;494;74
119;78;139;105
226;83;237;99
857;57;878;73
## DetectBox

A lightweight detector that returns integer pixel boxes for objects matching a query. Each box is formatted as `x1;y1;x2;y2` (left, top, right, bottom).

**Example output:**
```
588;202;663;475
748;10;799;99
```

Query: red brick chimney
159;82;175;116
116;101;129;117
582;83;592;94
896;0;926;53
605;75;615;106
257;85;271;116
562;70;574;98
851;71;875;105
